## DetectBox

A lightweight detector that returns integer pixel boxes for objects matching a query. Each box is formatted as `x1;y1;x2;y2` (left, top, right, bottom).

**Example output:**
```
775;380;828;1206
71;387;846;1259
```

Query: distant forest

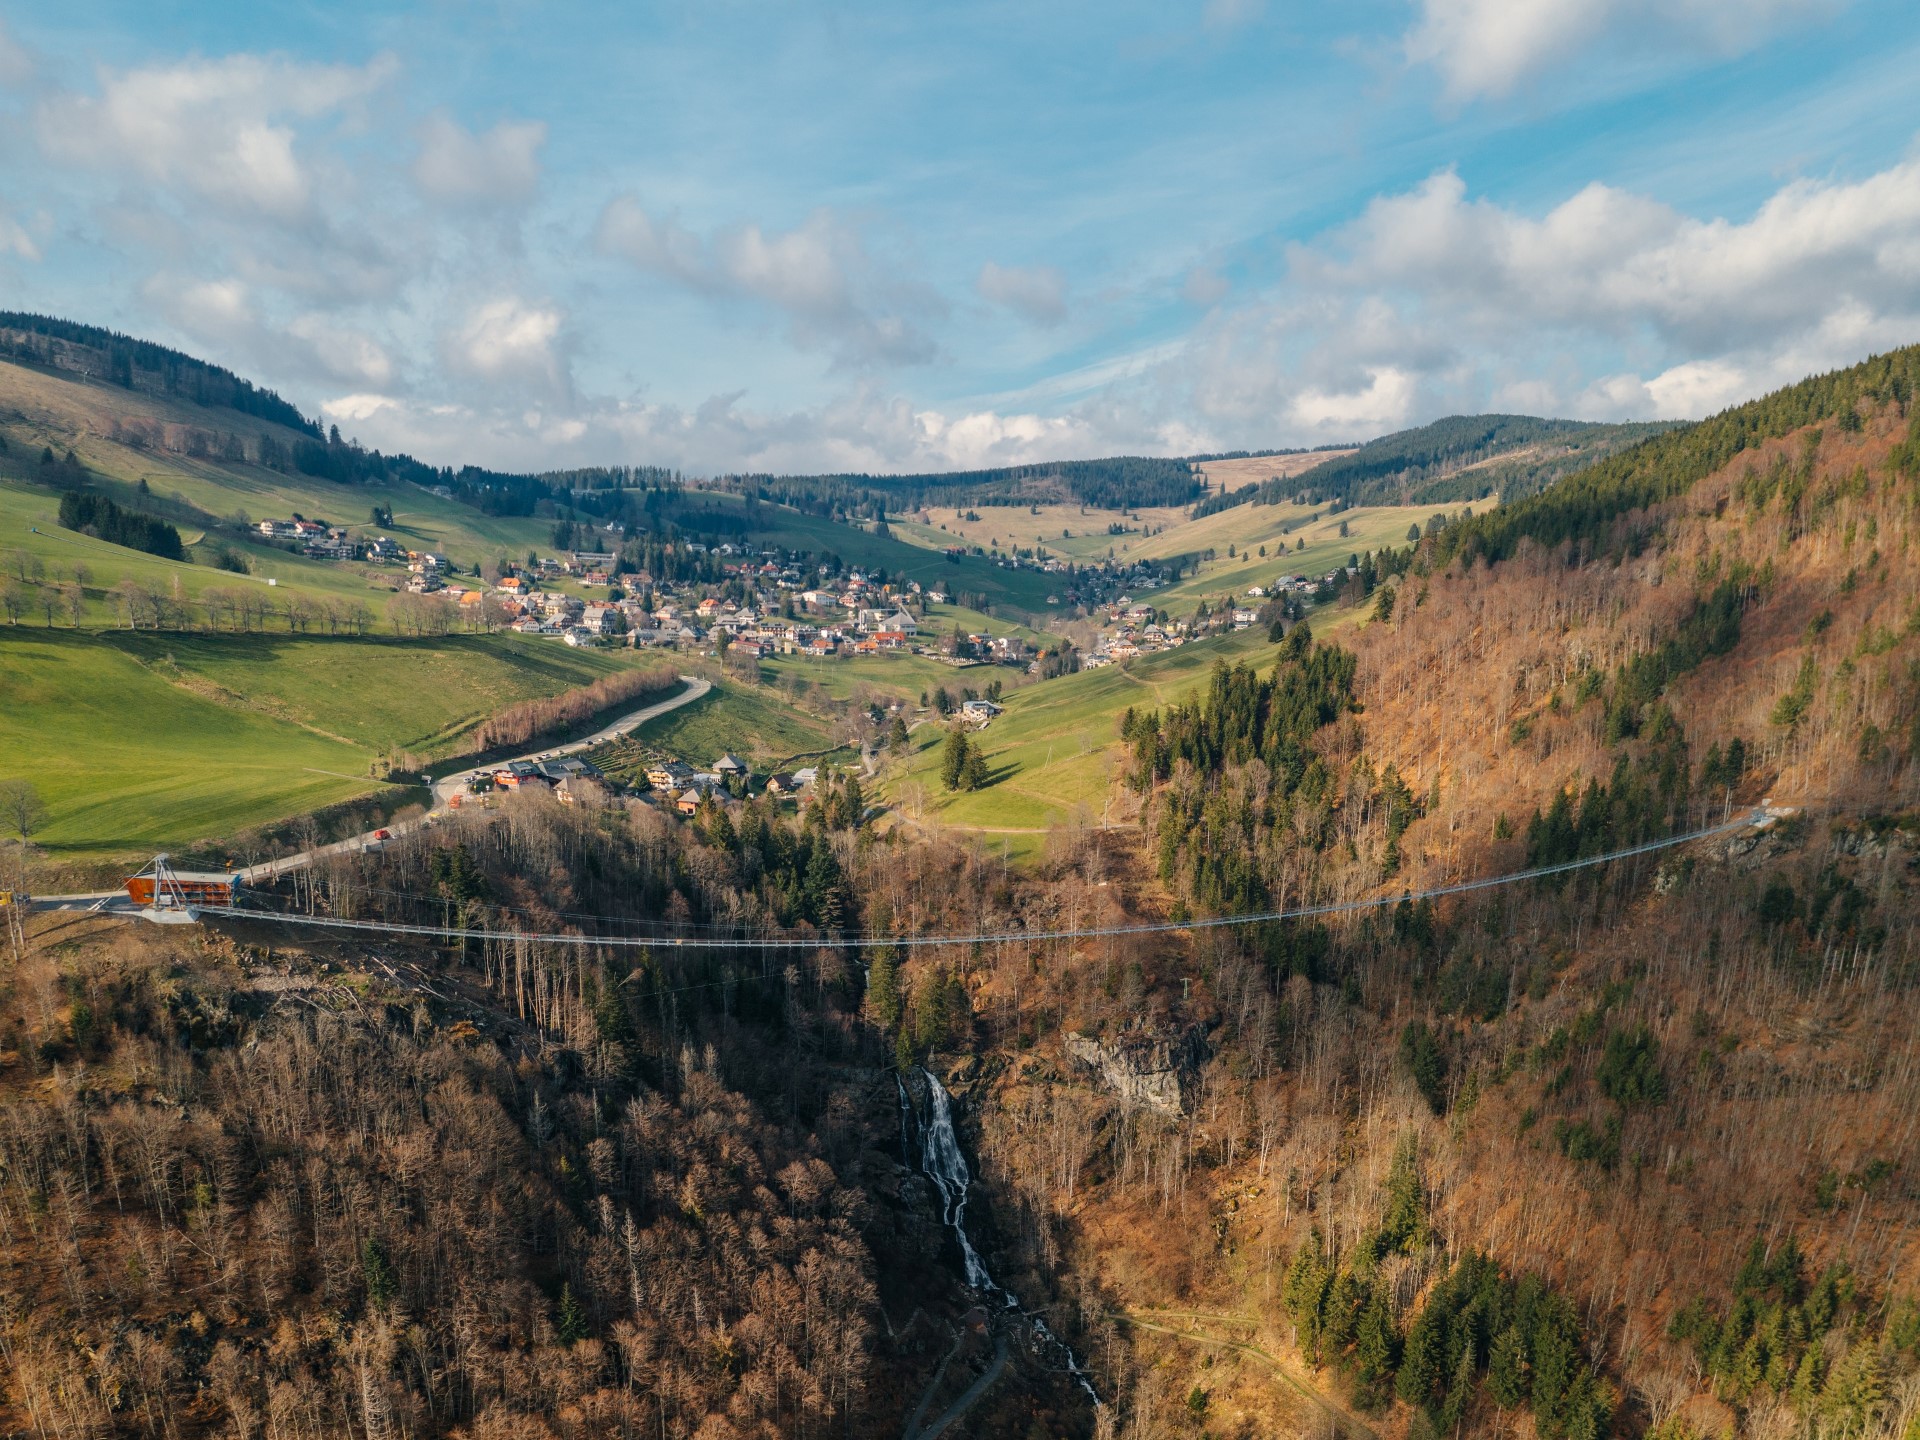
1195;415;1678;516
1437;347;1920;569
715;455;1210;522
0;312;320;436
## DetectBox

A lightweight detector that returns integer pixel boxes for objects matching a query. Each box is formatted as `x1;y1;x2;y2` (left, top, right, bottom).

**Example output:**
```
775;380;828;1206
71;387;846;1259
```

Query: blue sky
1;0;1917;473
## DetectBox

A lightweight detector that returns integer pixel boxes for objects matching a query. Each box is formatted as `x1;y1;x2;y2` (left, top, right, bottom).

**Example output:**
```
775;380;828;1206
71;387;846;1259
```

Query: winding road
901;1331;1010;1440
424;674;710;811
28;675;711;905
242;674;710;882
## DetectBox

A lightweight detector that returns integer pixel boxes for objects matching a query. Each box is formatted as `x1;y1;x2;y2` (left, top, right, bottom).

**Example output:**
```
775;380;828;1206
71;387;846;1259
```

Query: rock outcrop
1063;1024;1208;1116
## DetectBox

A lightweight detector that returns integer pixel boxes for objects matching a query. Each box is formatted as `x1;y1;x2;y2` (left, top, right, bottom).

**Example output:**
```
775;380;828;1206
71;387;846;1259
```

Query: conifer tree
1489;1325;1528;1409
866;946;902;1030
940;728;970;791
1395;1304;1441;1405
1358;1286;1401;1387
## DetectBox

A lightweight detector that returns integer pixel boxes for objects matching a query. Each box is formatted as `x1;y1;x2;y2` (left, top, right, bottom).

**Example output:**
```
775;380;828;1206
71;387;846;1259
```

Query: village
248;514;1108;667
244;505;1349;676
452;747;848;824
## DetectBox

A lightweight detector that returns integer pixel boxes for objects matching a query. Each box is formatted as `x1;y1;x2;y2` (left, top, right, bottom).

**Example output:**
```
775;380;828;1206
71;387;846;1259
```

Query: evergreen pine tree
1396;1304;1441;1405
1439;1332;1479;1433
556;1282;589;1345
940;728;970;791
1489;1325;1528;1409
361;1239;397;1312
1358;1286;1401;1386
867;946;902;1030
961;743;989;791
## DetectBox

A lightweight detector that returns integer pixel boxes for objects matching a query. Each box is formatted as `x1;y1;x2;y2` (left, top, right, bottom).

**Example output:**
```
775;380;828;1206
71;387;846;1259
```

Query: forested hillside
918;345;1920;1439
1197;414;1676;516
0;312;320;435
8;342;1920;1440
720;455;1209;524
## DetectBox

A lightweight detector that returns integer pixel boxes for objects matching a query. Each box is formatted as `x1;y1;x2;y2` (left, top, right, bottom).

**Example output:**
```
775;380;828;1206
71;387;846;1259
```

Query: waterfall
913;1067;1101;1405
919;1069;994;1289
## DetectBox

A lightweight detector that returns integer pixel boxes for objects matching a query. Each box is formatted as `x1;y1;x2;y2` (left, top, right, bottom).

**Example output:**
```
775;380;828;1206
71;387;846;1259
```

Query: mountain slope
919;345;1920;1438
1197;413;1678;515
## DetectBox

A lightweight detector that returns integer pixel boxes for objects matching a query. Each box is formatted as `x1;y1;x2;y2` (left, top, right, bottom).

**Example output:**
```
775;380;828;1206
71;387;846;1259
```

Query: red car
373;829;391;841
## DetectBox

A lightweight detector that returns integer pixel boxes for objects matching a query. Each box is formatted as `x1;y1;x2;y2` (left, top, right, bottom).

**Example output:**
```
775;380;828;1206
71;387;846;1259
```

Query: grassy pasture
0;357;552;565
1141;501;1477;616
1191;450;1354;497
888;626;1280;833
0;476;427;624
891;502;1192;565
0;629;377;858
0;627;655;858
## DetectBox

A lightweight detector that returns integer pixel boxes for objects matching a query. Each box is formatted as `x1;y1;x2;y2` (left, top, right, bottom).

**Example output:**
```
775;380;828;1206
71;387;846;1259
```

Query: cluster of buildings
453;755;611;809
1083;599;1192;669
637;753;820;815
1247;570;1341;601
455;748;837;820
629;591;922;657
255;517;443;571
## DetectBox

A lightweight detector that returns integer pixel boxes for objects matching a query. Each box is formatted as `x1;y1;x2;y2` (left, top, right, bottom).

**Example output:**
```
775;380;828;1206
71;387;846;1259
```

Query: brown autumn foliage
7;370;1920;1439
0;792;1106;1439
894;401;1920;1436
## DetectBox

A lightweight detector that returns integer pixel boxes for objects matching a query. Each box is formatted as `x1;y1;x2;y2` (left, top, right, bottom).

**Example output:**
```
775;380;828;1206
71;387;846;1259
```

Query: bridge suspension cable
193;808;1770;952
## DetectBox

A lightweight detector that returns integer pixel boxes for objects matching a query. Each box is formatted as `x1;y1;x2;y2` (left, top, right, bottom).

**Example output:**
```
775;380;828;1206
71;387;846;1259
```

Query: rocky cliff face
1062;1024;1208;1116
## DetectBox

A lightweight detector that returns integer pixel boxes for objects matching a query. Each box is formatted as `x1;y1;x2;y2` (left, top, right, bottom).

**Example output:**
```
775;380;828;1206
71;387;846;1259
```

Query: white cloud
1405;0;1839;101
595;197;940;367
1162;156;1920;435
287;314;394;386
36;52;398;222
976;261;1068;327
308;374;1197;478
442;296;568;394
0;19;33;88
140;274;257;341
1286;366;1419;434
0;213;40;262
412;113;545;206
1316;161;1920;360
320;393;400;424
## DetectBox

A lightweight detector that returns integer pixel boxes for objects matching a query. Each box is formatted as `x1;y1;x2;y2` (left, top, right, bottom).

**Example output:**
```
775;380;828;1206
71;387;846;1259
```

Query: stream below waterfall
904;1067;1102;1407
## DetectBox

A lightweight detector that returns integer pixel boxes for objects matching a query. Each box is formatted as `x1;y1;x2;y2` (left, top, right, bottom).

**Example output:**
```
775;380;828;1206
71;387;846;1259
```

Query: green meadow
0;627;655;859
1136;500;1480;617
590;678;836;777
888;625;1282;833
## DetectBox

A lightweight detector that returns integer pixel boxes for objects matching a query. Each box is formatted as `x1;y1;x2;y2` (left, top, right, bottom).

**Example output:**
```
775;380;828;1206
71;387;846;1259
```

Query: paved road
425;674;710;811
29;676;712;904
903;1332;1009;1440
243;674;710;882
